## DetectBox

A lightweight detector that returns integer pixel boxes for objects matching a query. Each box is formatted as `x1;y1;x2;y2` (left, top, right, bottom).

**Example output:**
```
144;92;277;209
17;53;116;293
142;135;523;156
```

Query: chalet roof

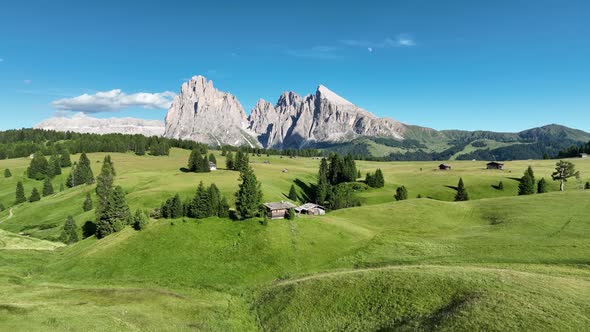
439;164;451;167
296;203;325;211
487;161;504;165
209;161;216;167
264;201;296;210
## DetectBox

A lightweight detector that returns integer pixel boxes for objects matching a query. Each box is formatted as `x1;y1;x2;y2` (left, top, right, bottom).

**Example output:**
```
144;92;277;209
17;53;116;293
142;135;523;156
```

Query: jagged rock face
164;76;256;147
34;113;165;137
248;85;406;148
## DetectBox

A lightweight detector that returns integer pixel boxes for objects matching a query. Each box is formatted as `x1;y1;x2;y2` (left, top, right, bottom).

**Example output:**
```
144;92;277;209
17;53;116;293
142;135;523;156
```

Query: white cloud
52;89;176;113
286;46;341;59
341;35;416;50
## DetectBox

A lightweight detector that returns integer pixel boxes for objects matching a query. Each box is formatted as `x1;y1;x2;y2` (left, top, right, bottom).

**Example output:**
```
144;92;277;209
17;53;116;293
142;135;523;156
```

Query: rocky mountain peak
164;76;256;147
316;85;354;106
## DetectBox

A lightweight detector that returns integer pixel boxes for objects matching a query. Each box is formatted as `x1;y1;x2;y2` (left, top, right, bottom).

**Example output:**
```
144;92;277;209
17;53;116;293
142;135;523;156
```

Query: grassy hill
1;150;589;331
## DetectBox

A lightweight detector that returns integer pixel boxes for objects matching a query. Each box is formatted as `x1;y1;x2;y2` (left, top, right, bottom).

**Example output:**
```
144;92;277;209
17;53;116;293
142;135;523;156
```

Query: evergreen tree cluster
557;140;590;158
66;153;95;188
366;169;385;188
188;149;212;173
394;186;408;201
160;182;230;219
226;150;250;171
94;156;131;239
314;154;361;210
219;144;323;159
518;166;536;196
59;216;79;244
132;209;149;230
0;128;206;160
26;151;64;180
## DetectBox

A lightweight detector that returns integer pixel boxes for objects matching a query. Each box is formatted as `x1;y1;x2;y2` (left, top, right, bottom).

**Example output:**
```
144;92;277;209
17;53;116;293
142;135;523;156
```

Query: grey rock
164;76;257;147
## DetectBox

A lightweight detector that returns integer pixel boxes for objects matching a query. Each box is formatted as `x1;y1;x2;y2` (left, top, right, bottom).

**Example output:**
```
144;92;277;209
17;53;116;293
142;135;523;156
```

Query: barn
263;201;296;219
439;164;452;170
295;203;326;216
486;161;505;170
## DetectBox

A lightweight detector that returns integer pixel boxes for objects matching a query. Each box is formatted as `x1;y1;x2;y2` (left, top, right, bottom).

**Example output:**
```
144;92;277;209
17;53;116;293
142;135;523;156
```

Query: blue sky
1;0;589;132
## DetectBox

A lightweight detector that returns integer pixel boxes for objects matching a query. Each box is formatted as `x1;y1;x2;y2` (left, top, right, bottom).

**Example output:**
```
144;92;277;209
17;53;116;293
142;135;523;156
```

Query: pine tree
208;153;217;165
218;197;230;218
315;158;329;204
208;184;221;216
394;186;408;201
234;150;249;172
192;181;212;219
342;154;357;183
374;169;385;188
15;181;26;204
288;184;298;202
60;149;72;167
83;193;93;211
357;170;361;179
49;155;62;177
235;166;263;219
66;163;77;188
188;149;201;172
537;178;548;194
201;155;211;172
498;181;504;190
4;169;11;178
132;209;149;230
454;178;469;201
518;166;536;195
170;194;183;218
42;178;54;196
225;151;234;170
74;153;94;185
59;216;79;244
328;154;343;185
29;188;41;202
108;186;131;229
27;152;50;180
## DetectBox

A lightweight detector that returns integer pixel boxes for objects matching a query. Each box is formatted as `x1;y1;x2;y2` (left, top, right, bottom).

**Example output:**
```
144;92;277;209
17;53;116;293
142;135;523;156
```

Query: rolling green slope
1;151;590;331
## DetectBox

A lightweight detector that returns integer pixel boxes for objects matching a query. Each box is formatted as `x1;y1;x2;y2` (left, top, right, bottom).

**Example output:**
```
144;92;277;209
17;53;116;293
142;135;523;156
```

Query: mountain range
36;76;590;161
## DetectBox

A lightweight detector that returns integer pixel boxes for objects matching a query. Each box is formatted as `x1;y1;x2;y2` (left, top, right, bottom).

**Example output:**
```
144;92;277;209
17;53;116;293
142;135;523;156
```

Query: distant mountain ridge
35;113;165;137
32;75;590;161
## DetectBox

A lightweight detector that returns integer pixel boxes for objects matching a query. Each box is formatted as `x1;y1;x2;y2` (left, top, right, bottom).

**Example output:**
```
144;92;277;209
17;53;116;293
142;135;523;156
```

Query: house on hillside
580;153;588;158
439;164;452;170
209;162;217;171
486;161;505;170
295;203;326;216
264;201;296;219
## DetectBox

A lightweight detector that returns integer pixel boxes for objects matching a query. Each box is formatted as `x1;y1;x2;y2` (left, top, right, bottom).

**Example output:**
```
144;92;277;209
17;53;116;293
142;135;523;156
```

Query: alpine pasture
1;149;589;331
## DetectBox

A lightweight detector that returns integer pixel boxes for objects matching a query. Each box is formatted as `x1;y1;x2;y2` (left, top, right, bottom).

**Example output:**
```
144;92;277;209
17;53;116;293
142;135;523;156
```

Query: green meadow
1;149;589;331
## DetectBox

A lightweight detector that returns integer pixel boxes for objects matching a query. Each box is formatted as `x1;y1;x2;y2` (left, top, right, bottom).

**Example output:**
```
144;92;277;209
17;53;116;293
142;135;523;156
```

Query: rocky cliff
35;113;165;136
164;76;257;147
248;85;406;148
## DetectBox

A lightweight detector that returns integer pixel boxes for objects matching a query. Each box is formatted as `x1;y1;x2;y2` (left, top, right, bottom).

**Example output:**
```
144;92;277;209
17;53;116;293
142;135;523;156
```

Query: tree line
0;128;208;160
160;182;230;219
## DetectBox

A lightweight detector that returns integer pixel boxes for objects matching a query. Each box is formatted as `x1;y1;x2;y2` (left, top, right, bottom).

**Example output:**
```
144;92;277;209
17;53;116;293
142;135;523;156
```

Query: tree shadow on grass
507;177;522;182
444;185;458;191
294;178;315;203
82;221;96;239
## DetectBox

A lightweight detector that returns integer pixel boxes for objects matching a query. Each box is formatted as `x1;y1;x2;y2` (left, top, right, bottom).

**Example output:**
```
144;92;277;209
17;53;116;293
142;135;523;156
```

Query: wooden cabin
439;164;452;170
486;161;505;170
295;203;326;216
264;201;296;219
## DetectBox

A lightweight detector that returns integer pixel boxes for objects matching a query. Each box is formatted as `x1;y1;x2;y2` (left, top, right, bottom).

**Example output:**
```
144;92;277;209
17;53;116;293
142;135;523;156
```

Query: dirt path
0;208;13;224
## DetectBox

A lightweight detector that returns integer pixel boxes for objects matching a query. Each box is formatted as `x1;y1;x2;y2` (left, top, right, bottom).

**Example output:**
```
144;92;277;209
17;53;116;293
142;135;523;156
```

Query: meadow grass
0;150;589;331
